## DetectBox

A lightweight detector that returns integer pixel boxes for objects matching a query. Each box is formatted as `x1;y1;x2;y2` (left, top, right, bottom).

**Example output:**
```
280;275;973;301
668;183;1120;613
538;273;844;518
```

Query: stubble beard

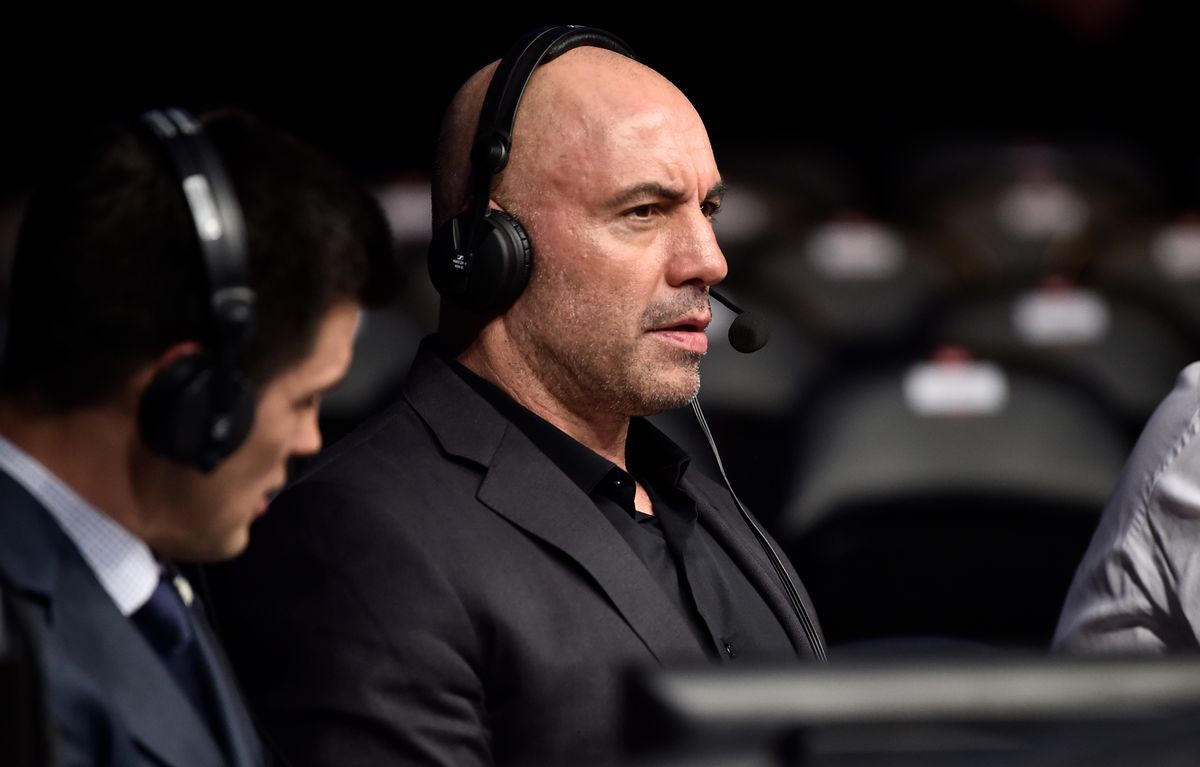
510;267;708;419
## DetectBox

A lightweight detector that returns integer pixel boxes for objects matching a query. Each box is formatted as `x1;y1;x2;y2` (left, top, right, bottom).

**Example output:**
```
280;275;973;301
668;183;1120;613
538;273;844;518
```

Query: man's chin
213;528;253;561
628;371;701;417
163;527;251;564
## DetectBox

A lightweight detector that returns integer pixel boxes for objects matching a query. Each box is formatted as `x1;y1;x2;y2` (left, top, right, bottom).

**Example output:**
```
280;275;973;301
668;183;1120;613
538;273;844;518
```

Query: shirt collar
627;417;691;484
0;433;158;616
444;353;691;494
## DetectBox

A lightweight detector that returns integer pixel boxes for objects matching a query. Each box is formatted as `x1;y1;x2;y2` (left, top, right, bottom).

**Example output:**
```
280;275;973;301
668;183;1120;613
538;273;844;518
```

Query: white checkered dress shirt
0;433;157;616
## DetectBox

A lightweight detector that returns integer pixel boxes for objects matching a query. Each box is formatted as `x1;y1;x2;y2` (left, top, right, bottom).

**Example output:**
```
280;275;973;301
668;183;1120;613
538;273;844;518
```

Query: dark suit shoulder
206;396;497;767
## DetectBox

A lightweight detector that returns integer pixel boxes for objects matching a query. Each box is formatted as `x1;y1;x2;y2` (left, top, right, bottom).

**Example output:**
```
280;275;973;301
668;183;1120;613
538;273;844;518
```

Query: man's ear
121;341;204;412
153;341;204;371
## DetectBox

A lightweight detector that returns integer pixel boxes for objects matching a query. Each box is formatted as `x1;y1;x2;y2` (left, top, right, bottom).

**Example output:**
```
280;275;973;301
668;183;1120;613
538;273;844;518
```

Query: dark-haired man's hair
2;109;398;410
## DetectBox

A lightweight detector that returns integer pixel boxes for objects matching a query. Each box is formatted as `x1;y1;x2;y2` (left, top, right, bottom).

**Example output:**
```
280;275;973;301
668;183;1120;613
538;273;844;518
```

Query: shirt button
724;641;736;660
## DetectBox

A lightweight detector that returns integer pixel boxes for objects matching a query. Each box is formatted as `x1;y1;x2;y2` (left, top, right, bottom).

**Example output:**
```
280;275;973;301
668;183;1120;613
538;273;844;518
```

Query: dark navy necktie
130;570;226;750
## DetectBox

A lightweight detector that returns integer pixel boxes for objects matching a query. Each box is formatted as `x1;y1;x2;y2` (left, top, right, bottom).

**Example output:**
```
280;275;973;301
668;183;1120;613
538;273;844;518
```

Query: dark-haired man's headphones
136;108;258;473
428;25;636;313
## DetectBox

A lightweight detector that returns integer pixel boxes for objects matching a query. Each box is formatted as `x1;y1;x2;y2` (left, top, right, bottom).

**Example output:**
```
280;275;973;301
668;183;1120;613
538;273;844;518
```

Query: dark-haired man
0;108;396;766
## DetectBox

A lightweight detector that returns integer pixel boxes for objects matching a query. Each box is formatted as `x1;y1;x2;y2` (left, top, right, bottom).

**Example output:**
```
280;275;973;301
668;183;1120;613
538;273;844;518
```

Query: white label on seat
903;360;1009;416
805;220;905;280
995;179;1088;240
1152;222;1200;280
1012;287;1110;345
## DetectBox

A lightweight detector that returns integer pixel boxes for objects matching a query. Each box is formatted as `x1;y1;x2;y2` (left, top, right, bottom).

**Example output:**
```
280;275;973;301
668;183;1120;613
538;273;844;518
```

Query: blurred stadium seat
777;352;1129;647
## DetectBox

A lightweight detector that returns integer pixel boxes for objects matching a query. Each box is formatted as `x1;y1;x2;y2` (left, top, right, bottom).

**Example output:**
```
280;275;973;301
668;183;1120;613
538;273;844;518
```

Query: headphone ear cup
428;209;532;313
139;353;257;472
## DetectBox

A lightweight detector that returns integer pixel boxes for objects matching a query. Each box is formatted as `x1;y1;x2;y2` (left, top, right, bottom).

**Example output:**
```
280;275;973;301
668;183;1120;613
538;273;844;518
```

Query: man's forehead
572;107;716;187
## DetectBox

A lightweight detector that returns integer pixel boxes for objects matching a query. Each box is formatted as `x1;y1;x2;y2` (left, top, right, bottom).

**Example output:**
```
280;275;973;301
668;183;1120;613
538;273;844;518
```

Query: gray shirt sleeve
1054;362;1200;654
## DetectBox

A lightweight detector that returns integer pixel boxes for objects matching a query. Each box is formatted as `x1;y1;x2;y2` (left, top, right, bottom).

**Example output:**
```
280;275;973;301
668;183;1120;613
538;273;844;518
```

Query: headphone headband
137;108;258;471
429;25;637;313
462;25;636;251
139;109;256;356
475;26;635;170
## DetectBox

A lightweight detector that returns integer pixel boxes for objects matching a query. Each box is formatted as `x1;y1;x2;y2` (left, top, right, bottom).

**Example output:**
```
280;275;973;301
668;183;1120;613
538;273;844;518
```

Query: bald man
207;27;824;767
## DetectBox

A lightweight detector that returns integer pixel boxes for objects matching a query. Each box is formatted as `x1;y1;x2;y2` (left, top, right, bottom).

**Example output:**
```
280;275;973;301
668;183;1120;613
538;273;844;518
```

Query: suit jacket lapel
53;561;230;767
192;608;264;767
478;425;707;664
404;345;707;666
0;472;62;607
0;472;233;767
685;476;823;660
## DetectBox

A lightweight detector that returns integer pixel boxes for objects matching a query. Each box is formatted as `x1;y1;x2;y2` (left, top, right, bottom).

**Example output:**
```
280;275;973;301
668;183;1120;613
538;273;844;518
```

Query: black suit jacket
208;343;822;767
0;470;264;767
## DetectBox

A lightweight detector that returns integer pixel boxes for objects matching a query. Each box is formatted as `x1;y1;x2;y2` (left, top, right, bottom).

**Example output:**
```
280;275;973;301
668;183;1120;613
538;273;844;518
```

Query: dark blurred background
7;0;1200;653
3;1;1200;203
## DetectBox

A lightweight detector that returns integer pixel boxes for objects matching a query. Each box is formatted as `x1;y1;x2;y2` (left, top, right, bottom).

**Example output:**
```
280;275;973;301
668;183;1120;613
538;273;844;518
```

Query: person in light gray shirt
1056;362;1200;653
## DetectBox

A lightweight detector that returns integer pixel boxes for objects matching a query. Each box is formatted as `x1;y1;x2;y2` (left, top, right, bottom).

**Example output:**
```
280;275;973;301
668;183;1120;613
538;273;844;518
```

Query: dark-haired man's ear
121;341;204;414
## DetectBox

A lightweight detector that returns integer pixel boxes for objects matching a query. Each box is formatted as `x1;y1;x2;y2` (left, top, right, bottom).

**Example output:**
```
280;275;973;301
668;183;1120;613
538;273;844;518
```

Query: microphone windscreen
728;311;769;353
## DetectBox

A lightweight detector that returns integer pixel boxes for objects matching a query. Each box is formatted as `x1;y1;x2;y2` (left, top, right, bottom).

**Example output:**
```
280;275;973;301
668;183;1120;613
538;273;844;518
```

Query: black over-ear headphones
136;108;258;473
428;25;636;313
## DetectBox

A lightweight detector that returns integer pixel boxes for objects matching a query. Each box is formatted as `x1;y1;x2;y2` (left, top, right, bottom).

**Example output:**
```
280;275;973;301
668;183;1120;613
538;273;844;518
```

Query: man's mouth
649;314;711;354
660;315;710;332
258;485;284;514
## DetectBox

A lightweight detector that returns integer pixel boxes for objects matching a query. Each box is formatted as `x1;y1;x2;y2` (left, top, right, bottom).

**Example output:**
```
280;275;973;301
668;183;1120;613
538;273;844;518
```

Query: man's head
433;30;727;420
4;108;396;559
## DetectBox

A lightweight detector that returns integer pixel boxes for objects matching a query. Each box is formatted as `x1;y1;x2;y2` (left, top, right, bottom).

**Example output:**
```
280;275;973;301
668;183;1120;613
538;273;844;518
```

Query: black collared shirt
449;358;796;663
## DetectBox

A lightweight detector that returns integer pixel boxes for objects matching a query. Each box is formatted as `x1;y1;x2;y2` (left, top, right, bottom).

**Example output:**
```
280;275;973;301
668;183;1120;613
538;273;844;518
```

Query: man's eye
701;200;722;219
627;205;654;219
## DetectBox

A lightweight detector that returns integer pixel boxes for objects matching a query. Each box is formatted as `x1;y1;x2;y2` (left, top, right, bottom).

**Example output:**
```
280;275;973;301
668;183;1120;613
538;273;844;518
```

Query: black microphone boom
709;288;769;353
